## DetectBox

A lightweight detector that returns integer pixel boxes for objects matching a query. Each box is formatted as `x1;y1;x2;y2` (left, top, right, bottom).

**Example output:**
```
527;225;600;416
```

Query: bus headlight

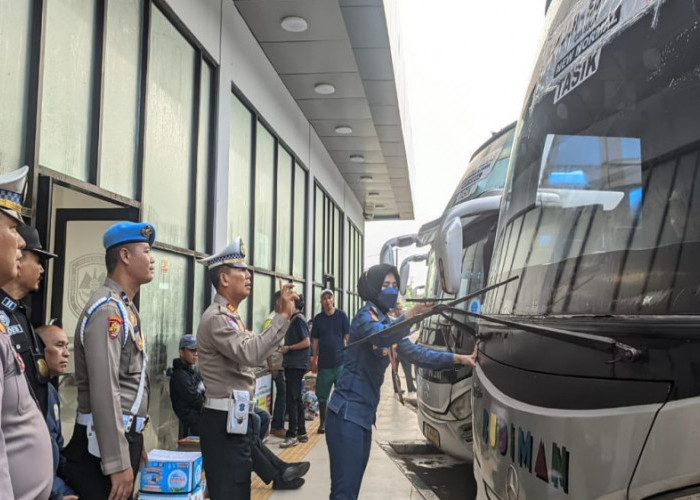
449;391;471;420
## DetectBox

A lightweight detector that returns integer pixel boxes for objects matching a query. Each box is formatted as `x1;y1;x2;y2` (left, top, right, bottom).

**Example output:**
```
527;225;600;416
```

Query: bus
472;1;700;498
386;122;515;461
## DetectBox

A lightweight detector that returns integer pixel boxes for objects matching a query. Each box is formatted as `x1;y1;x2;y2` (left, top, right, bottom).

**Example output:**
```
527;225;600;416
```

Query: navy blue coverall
326;302;454;500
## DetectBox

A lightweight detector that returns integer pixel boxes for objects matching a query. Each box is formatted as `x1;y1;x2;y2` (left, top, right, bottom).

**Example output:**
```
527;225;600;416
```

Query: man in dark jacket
169;334;205;438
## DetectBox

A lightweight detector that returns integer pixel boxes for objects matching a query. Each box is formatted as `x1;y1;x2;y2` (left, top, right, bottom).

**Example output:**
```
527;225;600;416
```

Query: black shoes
282;461;310;482
273;477;305;490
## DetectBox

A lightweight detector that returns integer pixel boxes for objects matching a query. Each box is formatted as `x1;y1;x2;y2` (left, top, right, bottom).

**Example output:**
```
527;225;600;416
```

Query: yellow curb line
251;418;322;500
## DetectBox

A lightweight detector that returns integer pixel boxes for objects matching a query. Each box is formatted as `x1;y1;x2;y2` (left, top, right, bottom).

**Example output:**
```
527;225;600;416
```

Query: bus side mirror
435;217;463;294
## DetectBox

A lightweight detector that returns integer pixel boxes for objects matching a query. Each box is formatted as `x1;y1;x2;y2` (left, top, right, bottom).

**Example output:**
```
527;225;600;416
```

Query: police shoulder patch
226;317;240;331
108;315;123;339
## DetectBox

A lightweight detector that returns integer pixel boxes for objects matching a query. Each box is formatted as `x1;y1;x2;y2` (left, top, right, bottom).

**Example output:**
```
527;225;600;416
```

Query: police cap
18;225;57;259
0;166;28;223
198;236;247;269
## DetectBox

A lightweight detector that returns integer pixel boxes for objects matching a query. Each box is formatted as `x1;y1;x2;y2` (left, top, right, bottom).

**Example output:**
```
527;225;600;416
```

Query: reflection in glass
0;0;31;173
333;206;341;283
100;0;142;198
254;123;274;269
228;94;252;244
142;8;195;248
196;64;213;252
292;164;306;278
251;272;272;340
276;147;292;275
40;0;97;180
140;250;188;451
192;261;205;333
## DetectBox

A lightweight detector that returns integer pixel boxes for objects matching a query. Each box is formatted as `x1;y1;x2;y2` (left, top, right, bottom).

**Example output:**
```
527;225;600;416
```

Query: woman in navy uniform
325;264;477;499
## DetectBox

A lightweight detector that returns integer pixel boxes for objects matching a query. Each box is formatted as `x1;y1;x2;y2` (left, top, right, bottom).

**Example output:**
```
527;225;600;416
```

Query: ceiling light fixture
334;125;353;134
314;83;336;95
349;154;365;163
375;204;385;209
281;16;308;33
359;175;373;182
368;191;379;196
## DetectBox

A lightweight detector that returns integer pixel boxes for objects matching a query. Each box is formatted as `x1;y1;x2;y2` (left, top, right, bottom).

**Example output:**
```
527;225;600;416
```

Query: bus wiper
343;276;518;350
440;306;642;363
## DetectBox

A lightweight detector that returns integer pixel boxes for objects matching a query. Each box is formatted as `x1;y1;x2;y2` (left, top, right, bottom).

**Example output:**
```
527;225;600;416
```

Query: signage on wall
68;254;107;318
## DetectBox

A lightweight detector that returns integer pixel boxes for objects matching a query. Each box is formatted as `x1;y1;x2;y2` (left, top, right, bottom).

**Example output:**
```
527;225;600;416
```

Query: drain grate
379;440;476;500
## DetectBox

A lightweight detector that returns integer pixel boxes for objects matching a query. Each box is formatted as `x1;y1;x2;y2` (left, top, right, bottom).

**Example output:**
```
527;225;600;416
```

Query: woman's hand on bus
454;344;478;367
405;301;435;318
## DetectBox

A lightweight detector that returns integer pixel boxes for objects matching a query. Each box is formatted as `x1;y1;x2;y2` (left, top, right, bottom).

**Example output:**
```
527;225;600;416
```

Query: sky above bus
363;1;546;288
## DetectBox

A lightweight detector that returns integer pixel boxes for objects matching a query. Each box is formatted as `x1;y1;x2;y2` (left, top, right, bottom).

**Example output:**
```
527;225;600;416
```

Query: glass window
292;164;306;278
139;250;188;450
228;94;253;244
0;0;32;174
192;261;205;333
251;272;272;338
333;206;341;284
314;186;324;283
142;7;195;248
195;63;213;252
40;0;97;180
99;0;143;198
253;123;274;269
275;147;292;275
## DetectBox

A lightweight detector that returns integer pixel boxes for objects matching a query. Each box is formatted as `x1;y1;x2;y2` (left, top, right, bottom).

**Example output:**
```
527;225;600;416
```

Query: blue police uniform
326;302;455;500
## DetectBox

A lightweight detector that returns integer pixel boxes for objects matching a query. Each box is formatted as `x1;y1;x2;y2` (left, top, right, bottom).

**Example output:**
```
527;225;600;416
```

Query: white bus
385;123;515;461
473;1;700;498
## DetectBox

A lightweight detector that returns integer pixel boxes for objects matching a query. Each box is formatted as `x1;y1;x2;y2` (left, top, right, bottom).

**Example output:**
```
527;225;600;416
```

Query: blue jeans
252;407;270;441
326;409;372;500
271;370;286;430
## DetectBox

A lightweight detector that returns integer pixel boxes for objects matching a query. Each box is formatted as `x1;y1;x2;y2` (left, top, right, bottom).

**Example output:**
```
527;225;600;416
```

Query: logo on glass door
68;254;106;317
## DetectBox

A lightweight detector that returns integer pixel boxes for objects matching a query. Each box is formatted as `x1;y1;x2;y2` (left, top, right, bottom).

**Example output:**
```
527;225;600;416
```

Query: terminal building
1;0;415;449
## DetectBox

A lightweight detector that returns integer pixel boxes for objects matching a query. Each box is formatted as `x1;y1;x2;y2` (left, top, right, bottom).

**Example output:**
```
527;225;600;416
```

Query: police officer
0;224;57;416
196;237;300;499
326;264;478;499
0;166;53;499
63;221;156;500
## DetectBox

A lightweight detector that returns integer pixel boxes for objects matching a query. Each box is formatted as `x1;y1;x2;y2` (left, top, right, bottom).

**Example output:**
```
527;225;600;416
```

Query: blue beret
103;221;156;250
179;334;197;350
198;236;247;269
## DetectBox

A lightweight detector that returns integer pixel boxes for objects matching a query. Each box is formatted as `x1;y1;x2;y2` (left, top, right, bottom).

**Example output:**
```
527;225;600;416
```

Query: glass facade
142;7;196;248
39;0;97;180
99;0;143;198
0;0;32;174
0;0;368;454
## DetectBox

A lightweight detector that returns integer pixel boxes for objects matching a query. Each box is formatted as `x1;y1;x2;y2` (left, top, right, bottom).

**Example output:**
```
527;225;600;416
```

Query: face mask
377;287;398;311
294;299;305;312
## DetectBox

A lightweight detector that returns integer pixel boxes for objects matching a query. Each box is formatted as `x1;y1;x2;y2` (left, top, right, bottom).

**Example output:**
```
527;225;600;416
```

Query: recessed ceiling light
368;191;379;196
375;204;385;209
334;125;353;134
314;83;336;95
281;16;308;33
359;175;373;182
349;154;365;163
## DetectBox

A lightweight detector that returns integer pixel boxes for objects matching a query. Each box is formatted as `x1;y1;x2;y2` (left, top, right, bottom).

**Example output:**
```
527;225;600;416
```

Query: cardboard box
138;481;205;500
140;449;202;493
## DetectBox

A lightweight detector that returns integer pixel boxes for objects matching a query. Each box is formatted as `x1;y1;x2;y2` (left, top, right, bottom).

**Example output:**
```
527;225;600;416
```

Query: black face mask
294;299;305;312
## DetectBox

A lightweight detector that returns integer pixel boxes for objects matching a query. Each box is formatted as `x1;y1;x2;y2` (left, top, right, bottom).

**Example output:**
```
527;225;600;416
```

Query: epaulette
80;295;131;347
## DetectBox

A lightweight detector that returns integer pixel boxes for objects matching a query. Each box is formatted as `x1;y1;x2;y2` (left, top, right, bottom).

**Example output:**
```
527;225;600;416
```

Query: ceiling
233;0;414;220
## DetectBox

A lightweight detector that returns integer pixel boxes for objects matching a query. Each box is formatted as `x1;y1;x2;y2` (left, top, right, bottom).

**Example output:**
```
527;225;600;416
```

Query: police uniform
196;238;290;499
0;166;53;500
0;225;58;416
326;266;456;500
63;221;155;499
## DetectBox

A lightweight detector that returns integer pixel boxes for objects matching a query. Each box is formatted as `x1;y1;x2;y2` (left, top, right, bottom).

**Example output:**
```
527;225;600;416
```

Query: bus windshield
487;0;700;317
444;125;514;211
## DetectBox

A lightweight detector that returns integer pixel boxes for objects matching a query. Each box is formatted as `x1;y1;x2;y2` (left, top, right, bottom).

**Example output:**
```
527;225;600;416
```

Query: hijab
357;264;400;314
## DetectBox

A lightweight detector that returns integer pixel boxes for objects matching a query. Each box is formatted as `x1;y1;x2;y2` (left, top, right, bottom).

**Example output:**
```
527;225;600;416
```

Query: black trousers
252;426;287;484
62;423;143;500
284;367;306;437
200;408;253;499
